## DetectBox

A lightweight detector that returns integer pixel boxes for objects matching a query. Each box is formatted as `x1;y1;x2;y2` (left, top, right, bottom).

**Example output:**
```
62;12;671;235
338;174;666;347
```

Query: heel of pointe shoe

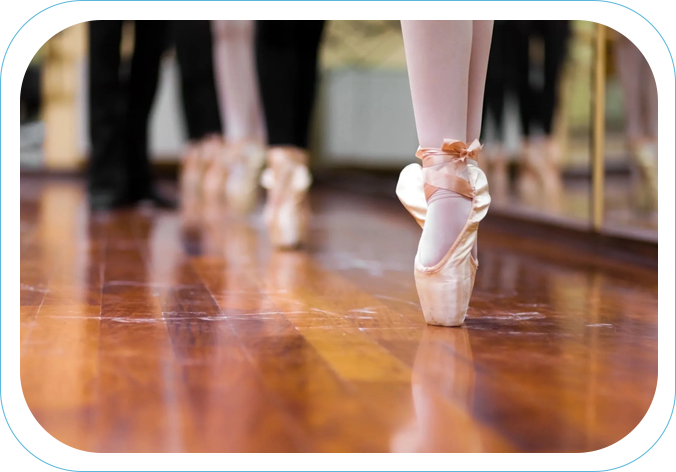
414;261;477;327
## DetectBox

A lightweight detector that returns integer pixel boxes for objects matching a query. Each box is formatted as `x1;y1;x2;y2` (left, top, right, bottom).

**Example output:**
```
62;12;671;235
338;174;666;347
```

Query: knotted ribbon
415;139;482;200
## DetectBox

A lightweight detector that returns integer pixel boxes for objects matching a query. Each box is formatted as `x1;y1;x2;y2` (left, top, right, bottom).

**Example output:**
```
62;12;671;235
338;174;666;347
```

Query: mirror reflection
481;20;594;224
603;30;658;239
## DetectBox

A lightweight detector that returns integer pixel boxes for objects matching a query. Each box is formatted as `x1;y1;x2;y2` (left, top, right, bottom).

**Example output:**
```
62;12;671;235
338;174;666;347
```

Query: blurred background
20;20;658;242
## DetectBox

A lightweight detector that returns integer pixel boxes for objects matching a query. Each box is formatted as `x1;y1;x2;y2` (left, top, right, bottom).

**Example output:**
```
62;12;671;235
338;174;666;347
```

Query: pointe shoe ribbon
416;139;482;200
396;139;482;228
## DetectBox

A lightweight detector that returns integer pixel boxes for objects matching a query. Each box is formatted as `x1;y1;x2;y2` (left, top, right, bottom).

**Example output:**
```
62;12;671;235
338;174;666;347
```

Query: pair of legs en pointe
257;20;493;326
397;20;493;326
180;20;266;214
256;20;325;248
206;20;267;212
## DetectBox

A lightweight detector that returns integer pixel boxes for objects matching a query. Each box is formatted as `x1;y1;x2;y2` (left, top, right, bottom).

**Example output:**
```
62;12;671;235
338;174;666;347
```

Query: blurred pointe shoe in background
260;146;312;250
225;139;267;214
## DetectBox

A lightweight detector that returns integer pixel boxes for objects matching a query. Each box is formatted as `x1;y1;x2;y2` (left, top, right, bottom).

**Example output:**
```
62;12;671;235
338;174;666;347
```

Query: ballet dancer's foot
202;142;229;202
225;139;266;213
260;146;312;249
180;143;202;195
397;139;490;326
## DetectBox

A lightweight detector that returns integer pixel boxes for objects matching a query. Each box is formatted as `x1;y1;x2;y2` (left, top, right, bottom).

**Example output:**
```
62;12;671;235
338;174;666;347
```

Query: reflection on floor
20;177;657;452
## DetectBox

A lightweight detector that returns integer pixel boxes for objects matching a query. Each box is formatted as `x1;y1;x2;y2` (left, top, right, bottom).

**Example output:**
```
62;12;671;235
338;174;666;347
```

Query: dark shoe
88;191;136;212
135;188;178;210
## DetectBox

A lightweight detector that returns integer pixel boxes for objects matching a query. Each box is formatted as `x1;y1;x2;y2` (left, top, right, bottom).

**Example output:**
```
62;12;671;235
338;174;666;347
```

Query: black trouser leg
482;20;508;140
513;21;533;138
88;20;125;199
173;20;223;141
125;20;168;199
256;20;325;148
540;21;570;135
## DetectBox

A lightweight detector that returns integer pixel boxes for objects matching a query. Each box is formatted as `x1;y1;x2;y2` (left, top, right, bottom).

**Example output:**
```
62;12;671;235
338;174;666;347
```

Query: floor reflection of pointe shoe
411;326;484;463
415;326;475;401
268;250;309;296
260;147;312;250
391;326;480;452
396;139;491;327
225;140;266;214
229;224;259;264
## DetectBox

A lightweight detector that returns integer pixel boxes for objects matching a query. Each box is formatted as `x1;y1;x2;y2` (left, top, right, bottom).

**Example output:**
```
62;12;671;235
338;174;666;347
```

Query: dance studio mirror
594;21;665;242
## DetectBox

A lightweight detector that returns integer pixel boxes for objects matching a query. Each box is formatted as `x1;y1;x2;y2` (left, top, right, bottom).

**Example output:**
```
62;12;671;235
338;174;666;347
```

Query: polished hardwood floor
20;177;658;453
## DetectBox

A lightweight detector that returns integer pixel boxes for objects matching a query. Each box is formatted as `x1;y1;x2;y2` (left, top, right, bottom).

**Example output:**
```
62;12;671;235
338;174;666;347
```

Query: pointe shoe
180;144;202;194
260;147;312;249
202;142;230;201
396;139;490;326
225;140;266;213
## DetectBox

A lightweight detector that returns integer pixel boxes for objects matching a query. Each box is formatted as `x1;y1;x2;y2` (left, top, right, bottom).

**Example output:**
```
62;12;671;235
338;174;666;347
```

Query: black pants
256;20;325;148
513;21;570;137
482;21;511;138
88;20;166;201
173;21;222;141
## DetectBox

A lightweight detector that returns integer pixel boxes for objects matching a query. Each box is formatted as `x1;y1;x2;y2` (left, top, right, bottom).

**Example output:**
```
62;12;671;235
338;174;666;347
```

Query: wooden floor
20;177;658;453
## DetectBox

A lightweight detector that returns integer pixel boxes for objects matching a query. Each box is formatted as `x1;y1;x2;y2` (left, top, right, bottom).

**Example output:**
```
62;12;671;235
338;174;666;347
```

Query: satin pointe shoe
202;141;230;202
260;147;312;249
225;140;267;214
396;139;491;326
180;143;202;195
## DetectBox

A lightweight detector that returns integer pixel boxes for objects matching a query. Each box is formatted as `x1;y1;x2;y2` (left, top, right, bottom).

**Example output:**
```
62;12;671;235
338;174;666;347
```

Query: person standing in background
173;20;225;198
88;20;176;211
255;20;326;248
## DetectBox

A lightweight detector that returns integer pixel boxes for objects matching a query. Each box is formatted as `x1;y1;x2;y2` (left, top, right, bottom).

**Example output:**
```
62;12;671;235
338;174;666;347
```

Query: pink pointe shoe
225;140;267;214
260;147;312;249
396;139;491;326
